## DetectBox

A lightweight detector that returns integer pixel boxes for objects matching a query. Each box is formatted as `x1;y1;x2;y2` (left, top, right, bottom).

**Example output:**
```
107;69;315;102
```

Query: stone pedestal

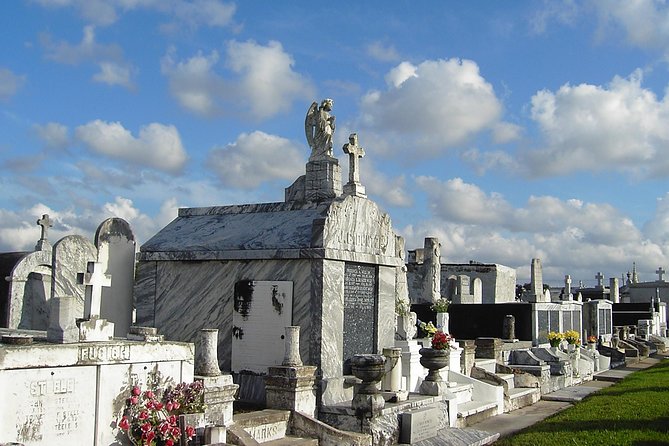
305;158;342;201
47;296;79;343
127;325;163;342
195;374;239;426
396;340;424;392
343;182;366;198
78;317;115;342
195;329;222;376
458;340;476;376
351;354;386;417
265;365;318;417
475;337;503;363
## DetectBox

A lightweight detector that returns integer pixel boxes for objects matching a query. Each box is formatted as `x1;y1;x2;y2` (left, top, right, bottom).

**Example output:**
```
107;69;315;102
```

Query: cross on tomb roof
35;214;53;251
595;272;604;288
343;133;365;185
656;267;666;282
83;261;111;319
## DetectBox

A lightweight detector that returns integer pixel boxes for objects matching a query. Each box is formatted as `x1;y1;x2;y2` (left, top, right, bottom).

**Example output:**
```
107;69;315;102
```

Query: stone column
195;329;222;376
458;340;476;376
423;237;441;304
382;347;402;392
502;315;515;340
610;277;620;303
282;326;303;367
194;329;238;427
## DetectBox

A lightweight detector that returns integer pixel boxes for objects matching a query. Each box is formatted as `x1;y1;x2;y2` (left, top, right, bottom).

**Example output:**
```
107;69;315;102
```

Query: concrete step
456;400;499;428
475;358;497;374
264;436;318;446
449;382;474;404
497;373;515;390
233;409;291;443
505;387;541;413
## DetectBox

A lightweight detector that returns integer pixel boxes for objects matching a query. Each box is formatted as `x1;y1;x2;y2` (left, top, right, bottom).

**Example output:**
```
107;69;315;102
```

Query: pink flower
166;401;174;411
172;401;180;410
171;427;181;437
158;421;170;435
138;410;149;421
142;430;156;443
185;425;195;438
145;390;154;399
165;440;174;446
118;416;130;430
155;402;164;410
129;396;139;405
168;415;177;424
141;421;152;433
132;386;141;396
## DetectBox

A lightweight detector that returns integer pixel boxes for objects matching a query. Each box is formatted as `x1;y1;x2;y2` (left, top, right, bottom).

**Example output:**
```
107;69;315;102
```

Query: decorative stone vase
350;354;386;395
567;343;577;353
550;346;559;355
436;312;449;333
419;348;449;382
588;342;597;351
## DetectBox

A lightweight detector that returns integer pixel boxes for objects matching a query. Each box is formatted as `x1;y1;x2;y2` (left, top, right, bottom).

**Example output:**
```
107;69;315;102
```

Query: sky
2;0;669;286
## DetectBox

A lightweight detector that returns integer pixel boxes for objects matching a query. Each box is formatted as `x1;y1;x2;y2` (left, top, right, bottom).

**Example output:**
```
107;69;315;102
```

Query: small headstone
656;267;666;282
530;258;544;301
502;314;515;340
51;235;97;319
46;296;79;343
595;272;604;289
400;407;440;443
127;325;163;342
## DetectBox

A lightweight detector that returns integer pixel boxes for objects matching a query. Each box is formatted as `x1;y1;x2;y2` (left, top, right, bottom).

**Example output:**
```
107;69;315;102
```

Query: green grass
494;359;669;446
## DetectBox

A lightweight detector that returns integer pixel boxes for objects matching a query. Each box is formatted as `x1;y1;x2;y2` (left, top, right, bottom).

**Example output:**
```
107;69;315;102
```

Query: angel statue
305;98;336;160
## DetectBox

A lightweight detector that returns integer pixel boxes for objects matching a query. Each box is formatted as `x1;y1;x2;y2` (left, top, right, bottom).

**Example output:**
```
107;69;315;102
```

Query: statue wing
304;101;318;148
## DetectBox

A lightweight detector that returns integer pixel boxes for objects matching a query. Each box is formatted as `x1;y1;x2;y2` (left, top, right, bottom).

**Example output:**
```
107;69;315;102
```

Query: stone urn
350;354;386;394
419;348;449;382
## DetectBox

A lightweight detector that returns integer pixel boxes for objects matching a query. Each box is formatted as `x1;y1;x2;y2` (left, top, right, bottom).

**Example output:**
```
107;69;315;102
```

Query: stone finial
35;213;53;251
282;326;303;367
342;133;366;197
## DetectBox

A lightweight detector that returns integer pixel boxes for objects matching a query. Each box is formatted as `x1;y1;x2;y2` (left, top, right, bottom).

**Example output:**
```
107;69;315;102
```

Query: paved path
466;353;667;443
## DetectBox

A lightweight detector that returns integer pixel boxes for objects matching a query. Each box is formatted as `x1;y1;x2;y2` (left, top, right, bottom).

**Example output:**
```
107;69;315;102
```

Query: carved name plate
343;263;377;372
0;366;97;445
400;407;440;443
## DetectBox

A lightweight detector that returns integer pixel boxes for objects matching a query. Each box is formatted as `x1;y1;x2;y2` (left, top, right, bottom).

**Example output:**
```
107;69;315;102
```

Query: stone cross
564;274;572;300
656;267;665;282
35;214;53;251
83;261;112;319
343;133;365;185
595;272;604;289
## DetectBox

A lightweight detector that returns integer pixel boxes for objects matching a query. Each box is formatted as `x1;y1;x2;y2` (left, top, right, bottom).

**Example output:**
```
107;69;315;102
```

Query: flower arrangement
417;320;437;338
430;298;450;313
430;330;454;350
118;383;203;446
395;298;410;316
163;381;206;415
547;331;563;347
564;330;580;345
587;335;598;344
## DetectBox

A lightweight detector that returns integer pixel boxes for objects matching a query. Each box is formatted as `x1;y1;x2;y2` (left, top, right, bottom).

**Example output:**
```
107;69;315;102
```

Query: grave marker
343;263;377;373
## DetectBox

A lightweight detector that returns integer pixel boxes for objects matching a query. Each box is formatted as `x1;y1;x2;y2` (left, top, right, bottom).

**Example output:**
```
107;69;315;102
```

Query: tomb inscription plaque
343;263;377;373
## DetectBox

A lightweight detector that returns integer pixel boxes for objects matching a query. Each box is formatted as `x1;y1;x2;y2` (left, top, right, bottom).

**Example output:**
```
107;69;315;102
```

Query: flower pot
419;348;449;382
351;354;386;395
588;342;597;351
436;312;449;333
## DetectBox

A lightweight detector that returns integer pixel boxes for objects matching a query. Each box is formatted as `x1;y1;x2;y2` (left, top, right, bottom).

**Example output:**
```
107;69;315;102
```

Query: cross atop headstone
595;272;604;289
35;214;53;251
564;274;572;300
656;267;665;282
342;133;366;197
83;261;112;319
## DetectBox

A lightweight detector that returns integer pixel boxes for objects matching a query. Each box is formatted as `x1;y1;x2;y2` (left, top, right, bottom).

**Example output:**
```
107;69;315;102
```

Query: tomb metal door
231;280;293;374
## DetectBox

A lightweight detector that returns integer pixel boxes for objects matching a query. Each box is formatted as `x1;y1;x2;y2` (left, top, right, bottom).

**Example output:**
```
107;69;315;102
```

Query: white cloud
75;120;188;173
363;164;413;208
0;67;26;101
40;25;136;88
525;70;669;177
32;0;236;28
366;41;400;62
530;0;580;34
162;40;315;119
592;0;669;51
460;148;518;175
206;131;305;189
409;176;668;283
33;122;70;149
358;58;511;158
93;61;135;88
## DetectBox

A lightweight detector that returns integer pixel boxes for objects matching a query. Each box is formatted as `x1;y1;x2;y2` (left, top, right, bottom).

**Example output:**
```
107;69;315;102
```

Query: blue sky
2;0;669;285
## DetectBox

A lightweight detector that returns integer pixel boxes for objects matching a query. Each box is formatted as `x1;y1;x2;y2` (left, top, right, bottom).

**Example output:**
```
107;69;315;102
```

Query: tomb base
195;374;238;426
265;365;318;417
352;392;385;417
78;317;115;342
